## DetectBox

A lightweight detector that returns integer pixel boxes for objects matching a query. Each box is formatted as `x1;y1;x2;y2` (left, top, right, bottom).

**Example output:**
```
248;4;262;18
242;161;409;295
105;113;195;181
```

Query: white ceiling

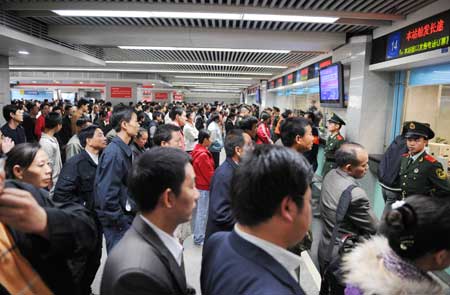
0;0;442;91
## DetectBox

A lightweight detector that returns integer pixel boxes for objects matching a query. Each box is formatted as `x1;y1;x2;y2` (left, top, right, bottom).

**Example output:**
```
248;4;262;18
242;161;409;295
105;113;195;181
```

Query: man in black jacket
204;129;253;241
54;124;107;294
379;122;409;215
0;178;97;295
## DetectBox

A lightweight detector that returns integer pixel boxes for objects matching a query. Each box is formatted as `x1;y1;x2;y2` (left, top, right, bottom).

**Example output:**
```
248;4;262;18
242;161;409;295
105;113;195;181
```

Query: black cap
328;113;346;126
404;121;434;140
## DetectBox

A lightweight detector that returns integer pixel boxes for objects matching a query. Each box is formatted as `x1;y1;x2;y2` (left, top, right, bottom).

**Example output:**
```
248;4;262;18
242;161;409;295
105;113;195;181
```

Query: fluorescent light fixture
118;46;290;54
18;50;29;55
52;10;338;23
190;89;241;93
105;60;287;69
9;66;271;75
53;10;241;20
243;14;337;23
172;82;251;86
175;76;253;80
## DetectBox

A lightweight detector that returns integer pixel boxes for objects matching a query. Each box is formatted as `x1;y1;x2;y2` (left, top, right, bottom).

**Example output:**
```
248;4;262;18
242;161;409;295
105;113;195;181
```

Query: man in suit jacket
101;147;198;295
205;129;253;241
201;145;311;295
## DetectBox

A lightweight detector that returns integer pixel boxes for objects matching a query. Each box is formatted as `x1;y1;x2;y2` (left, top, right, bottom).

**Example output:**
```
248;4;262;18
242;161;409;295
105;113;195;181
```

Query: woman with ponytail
342;195;450;295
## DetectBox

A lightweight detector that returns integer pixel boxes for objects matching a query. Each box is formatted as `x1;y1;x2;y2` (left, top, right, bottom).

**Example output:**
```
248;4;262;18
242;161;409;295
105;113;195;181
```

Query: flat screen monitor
319;63;344;108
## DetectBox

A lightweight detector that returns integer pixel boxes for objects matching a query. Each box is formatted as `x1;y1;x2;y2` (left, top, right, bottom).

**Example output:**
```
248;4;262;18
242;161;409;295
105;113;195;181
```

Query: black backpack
378;135;408;187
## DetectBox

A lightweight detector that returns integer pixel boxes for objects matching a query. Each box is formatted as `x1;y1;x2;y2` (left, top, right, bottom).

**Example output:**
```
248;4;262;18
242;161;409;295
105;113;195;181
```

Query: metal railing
0;10;104;59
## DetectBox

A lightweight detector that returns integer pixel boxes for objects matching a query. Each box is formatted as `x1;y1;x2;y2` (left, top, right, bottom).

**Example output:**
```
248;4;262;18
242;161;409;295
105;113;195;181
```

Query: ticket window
403;84;450;170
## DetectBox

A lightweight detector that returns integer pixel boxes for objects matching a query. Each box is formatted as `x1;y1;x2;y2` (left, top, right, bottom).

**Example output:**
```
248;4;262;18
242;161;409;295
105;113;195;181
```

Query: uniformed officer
323;113;346;177
400;121;450;199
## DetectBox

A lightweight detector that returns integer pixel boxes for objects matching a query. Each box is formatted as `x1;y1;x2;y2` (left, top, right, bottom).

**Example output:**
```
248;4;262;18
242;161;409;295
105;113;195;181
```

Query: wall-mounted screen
319;63;344;108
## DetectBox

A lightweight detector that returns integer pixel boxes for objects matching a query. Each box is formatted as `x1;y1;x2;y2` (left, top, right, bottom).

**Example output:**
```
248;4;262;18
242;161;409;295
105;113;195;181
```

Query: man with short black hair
169;107;186;150
71;98;89;134
205;129;253;240
54;124;107;295
1;104;26;145
39;112;63;192
280;117;314;153
101;147;198;295
66;117;91;160
95;106;140;252
238;116;258;141
153;124;183;149
318;143;378;291
201;145;311;295
23;101;39;142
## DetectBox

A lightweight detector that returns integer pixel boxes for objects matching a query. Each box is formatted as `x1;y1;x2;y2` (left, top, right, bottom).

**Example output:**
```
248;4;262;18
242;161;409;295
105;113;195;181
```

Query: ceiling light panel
175;76;253;80
52;10;338;24
9;67;272;76
105;61;287;69
118;46;290;54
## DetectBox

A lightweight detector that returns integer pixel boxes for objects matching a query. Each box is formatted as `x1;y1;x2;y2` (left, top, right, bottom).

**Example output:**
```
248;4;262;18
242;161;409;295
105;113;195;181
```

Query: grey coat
318;168;378;271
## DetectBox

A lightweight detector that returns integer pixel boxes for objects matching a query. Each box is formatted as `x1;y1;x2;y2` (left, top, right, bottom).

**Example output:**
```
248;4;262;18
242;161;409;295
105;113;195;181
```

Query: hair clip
399;238;415;251
392;200;405;210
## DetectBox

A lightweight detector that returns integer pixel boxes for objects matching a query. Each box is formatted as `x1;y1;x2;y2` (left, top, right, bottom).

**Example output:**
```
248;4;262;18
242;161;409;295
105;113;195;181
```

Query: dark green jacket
399;151;450;198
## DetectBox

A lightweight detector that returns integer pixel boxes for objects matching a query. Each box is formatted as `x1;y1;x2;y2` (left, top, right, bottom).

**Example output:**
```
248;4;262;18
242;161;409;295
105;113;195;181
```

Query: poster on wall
173;93;184;101
111;87;132;98
154;92;169;100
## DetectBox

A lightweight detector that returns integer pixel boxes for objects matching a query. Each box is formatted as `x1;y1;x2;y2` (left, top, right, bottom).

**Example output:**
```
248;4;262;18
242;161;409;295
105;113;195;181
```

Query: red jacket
34;115;45;140
191;144;215;190
256;122;272;144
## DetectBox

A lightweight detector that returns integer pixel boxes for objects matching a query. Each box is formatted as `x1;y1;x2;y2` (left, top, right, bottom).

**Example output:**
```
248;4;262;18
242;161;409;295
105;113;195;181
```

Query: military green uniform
400;152;450;198
322;133;345;176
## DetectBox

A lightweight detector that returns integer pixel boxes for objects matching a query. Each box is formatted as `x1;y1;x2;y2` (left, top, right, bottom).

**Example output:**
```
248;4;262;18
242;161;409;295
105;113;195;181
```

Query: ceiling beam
48;25;346;52
2;2;405;26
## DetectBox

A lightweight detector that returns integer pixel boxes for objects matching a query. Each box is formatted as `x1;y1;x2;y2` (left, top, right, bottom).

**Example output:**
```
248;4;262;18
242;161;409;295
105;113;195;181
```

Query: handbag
320;184;358;295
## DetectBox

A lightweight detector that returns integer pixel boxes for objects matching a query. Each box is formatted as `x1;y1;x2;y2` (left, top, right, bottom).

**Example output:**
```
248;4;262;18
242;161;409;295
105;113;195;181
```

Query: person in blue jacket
94;105;139;252
204;129;252;241
201;145;311;295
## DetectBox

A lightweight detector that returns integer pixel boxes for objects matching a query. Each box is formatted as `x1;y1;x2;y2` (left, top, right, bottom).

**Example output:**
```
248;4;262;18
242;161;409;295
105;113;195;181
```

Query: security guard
323;113;346;177
400;121;450;198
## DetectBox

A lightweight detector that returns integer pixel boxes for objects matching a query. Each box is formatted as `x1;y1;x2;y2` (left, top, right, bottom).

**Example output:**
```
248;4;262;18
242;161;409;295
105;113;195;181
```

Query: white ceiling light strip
174;76;253;80
105;60;287;69
118;46;290;54
9;67;272;76
190;89;242;93
53;10;338;23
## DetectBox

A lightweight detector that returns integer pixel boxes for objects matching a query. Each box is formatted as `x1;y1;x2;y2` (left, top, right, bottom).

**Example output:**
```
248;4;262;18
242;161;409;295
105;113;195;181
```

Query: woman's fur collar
342;236;444;295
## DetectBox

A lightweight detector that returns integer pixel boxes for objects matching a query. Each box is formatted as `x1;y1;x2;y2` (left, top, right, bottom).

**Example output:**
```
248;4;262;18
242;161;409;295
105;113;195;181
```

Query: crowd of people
0;97;449;295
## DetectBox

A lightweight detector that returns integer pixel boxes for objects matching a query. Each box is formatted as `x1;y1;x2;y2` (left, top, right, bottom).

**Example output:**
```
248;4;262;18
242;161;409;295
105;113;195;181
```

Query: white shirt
234;224;302;282
140;215;183;266
183;122;199;152
86;149;99;165
410;149;426;163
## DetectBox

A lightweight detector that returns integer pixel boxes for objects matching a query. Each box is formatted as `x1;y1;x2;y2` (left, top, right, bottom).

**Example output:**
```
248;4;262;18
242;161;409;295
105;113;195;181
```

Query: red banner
111;87;132;98
154;92;169;100
173;93;183;101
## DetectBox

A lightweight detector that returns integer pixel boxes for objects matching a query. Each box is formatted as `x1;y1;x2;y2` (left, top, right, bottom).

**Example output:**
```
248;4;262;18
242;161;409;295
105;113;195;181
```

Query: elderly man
318;143;378;294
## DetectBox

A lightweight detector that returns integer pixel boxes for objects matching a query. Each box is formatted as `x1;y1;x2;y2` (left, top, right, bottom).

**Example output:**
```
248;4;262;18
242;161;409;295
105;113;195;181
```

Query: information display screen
319;63;344;108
